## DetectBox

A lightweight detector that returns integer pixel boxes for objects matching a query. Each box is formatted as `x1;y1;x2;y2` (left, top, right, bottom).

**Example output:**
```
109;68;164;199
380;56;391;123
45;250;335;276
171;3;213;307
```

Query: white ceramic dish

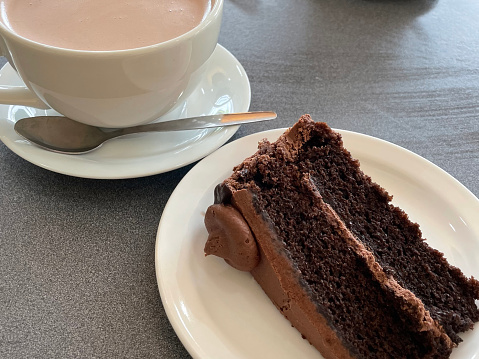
156;128;479;359
0;0;224;127
0;45;250;179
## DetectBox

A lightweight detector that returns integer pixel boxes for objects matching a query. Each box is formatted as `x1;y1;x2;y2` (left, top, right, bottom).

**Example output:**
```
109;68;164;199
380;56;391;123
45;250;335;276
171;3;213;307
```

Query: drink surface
0;0;212;51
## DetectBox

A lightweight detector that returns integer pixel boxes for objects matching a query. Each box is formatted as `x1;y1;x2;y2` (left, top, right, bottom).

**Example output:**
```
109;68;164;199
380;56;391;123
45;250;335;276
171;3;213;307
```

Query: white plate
0;45;250;179
155;128;479;359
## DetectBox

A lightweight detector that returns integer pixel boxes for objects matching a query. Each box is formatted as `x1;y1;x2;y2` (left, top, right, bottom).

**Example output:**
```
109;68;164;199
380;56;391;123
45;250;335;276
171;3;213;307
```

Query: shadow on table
360;0;438;16
322;0;440;24
362;0;436;5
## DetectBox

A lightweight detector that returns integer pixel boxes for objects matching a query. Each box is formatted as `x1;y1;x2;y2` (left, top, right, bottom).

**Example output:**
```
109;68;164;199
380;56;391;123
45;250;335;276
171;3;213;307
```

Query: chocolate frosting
204;204;259;271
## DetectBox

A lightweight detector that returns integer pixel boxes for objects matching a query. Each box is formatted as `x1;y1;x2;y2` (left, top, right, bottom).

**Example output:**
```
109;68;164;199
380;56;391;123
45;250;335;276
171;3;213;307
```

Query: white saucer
0;45;251;179
155;128;479;359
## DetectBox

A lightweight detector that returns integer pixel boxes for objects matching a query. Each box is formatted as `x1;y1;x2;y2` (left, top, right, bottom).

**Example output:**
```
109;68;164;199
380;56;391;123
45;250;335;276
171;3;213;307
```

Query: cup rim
0;0;223;56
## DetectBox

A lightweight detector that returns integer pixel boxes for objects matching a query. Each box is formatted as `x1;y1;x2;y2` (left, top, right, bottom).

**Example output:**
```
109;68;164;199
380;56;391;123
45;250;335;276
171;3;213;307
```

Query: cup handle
0;85;50;109
0;42;50;109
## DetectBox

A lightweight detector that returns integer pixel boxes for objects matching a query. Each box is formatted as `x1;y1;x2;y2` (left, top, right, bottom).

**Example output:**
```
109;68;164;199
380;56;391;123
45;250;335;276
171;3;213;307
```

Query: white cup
0;0;223;128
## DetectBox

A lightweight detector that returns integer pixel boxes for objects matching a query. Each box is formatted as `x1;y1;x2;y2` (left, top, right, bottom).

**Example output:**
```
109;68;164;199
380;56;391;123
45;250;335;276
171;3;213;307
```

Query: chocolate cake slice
204;115;479;359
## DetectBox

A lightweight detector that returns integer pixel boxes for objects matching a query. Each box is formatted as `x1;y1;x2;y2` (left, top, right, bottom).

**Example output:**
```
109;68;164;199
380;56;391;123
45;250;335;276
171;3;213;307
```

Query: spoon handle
107;111;277;139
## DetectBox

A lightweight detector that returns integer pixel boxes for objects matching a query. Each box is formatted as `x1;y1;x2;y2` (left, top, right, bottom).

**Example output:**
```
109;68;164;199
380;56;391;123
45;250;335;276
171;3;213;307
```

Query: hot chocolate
0;0;212;51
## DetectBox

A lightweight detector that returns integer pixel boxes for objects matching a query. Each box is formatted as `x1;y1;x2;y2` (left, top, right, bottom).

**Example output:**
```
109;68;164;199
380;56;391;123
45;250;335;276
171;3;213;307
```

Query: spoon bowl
14;111;277;154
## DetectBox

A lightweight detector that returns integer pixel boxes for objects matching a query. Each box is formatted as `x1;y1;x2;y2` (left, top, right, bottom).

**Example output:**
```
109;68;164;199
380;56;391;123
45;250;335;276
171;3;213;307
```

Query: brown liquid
0;0;212;51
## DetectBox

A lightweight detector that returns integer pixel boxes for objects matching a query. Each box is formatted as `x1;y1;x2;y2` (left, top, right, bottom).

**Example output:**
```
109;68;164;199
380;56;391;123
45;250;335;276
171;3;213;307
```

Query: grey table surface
1;0;478;358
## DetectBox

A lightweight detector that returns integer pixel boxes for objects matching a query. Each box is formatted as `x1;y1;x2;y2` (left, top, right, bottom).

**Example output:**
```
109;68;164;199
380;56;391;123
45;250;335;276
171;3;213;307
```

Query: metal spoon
14;111;277;154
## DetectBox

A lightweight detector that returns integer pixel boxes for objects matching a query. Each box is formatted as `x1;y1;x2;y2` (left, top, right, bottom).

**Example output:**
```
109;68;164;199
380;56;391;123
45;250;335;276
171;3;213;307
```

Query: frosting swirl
204;204;259;271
